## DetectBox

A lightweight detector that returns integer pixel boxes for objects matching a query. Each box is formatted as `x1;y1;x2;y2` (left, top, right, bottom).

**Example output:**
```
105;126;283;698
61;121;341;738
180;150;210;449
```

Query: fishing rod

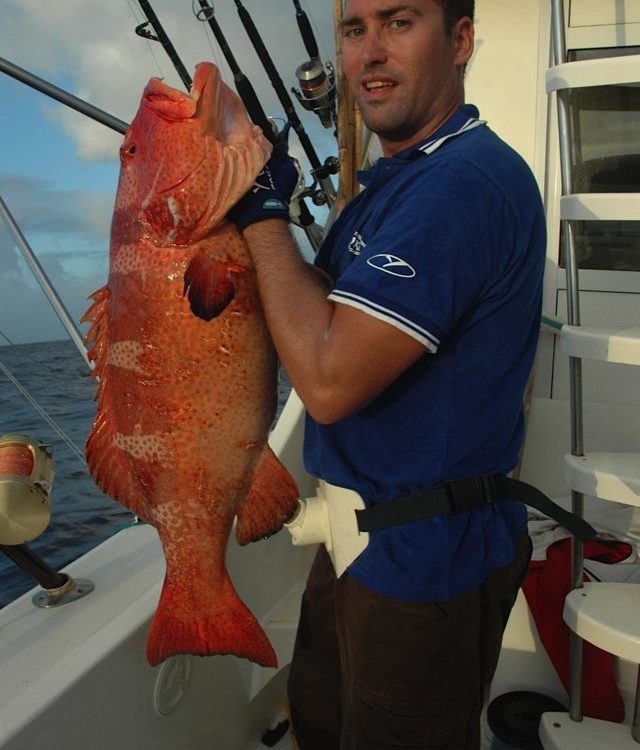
136;4;320;238
290;0;337;130
194;1;320;239
135;0;193;90
232;0;338;207
292;0;319;60
194;0;275;144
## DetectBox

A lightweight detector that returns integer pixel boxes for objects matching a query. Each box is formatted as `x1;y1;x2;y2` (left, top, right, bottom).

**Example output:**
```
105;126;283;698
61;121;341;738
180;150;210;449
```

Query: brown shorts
287;533;532;750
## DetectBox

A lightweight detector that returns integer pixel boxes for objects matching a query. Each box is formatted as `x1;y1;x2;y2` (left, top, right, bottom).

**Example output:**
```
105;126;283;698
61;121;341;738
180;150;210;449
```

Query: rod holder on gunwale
1;545;94;608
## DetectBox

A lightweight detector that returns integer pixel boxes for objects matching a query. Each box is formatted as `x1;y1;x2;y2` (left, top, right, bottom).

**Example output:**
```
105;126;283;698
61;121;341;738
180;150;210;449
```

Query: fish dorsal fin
81;285;110;394
81;285;151;520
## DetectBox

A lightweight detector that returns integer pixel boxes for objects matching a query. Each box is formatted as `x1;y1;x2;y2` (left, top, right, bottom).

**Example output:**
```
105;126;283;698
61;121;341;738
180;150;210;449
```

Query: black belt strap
354;474;596;542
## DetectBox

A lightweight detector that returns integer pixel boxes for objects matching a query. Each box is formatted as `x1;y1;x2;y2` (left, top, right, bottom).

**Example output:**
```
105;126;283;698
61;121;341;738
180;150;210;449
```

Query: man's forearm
242;219;425;424
242;219;339;417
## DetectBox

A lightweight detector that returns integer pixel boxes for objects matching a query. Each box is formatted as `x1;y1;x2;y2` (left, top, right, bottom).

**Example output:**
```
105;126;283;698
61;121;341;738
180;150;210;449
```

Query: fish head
115;62;272;246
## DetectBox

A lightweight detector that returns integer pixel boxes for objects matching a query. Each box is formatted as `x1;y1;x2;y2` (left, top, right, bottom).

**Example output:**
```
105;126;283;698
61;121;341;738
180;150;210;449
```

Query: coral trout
82;62;299;667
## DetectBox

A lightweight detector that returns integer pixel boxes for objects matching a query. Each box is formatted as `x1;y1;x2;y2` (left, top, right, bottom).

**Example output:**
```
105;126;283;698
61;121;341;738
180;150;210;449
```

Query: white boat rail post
0;59;131;605
0;195;92;370
549;0;586;722
0;56;131;369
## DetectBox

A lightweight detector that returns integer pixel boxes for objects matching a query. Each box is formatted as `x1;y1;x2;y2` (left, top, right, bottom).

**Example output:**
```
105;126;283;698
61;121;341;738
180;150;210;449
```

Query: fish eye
127;144;137;155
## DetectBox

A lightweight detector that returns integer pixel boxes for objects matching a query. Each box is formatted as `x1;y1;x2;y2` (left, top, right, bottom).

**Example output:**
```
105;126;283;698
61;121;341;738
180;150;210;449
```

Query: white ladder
540;2;640;749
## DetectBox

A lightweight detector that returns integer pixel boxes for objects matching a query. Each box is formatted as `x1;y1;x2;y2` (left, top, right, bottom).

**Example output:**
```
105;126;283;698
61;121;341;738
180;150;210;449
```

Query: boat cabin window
560;46;640;272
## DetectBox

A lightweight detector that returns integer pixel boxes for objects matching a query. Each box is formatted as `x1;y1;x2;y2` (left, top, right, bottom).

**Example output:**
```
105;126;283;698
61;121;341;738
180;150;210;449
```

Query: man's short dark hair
440;0;475;33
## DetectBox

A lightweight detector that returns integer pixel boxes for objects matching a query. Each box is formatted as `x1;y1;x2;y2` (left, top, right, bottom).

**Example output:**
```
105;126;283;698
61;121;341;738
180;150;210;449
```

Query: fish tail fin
235;444;299;545
146;573;277;668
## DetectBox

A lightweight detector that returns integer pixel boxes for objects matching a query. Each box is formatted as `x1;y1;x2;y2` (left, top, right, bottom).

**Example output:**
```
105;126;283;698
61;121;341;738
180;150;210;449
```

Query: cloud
0;173;110;342
0;173;112;242
1;1;340;344
2;0;337;161
0;233;107;345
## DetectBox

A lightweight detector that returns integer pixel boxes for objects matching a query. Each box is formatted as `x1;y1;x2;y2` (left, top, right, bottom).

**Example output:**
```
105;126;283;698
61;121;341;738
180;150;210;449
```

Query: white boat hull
0;395;316;750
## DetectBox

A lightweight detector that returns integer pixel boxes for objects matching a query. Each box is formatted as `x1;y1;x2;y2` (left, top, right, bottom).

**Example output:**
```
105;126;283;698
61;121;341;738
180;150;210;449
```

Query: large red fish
82;62;299;668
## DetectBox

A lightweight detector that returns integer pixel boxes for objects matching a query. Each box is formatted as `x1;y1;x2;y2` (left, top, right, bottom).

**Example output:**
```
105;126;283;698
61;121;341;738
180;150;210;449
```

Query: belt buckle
474;475;496;506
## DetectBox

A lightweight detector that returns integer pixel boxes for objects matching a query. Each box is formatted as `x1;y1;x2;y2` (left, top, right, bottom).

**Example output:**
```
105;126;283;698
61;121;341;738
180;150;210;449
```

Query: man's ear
453;16;475;69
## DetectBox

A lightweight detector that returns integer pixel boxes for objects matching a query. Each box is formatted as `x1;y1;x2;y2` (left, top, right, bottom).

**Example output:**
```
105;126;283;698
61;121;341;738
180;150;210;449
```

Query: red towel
522;537;632;722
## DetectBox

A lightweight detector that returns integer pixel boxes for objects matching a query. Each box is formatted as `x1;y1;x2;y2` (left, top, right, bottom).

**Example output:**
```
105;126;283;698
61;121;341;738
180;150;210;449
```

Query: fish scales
82;63;299;667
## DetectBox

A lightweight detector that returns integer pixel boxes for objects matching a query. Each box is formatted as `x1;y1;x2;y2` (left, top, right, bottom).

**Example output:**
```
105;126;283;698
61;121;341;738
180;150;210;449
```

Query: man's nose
361;29;388;66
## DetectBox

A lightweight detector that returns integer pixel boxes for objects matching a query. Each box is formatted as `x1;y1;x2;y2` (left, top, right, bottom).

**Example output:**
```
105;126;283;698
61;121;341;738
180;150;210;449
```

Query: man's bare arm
243;219;425;424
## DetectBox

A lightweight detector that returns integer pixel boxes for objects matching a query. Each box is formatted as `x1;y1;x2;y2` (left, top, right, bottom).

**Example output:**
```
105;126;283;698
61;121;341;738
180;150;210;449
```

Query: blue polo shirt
303;105;546;602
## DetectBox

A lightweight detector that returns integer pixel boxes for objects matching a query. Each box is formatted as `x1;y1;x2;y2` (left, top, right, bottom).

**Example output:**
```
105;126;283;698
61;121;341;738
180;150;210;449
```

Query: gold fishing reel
0;433;54;546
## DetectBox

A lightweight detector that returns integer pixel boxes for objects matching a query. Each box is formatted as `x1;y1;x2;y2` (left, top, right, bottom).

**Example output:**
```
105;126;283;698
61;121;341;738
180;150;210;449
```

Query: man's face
342;0;474;156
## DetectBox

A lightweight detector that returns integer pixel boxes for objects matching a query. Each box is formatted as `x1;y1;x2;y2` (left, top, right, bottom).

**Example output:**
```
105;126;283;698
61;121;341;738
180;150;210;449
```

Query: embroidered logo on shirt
366;254;416;278
348;232;366;256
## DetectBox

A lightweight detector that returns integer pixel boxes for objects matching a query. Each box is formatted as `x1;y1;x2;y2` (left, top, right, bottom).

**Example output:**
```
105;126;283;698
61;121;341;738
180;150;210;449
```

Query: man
230;1;545;747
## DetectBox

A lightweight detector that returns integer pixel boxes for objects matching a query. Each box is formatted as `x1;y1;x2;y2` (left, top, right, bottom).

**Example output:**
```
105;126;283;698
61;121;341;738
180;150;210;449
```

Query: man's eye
390;18;410;29
344;26;364;38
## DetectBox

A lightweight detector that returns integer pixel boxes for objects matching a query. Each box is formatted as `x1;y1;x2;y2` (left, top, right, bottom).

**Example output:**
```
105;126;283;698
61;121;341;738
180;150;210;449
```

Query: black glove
228;138;299;231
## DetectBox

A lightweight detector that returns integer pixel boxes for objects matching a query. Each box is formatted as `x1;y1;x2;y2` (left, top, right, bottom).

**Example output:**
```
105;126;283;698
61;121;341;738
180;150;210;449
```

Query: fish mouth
143;78;197;120
191;62;220;105
142;63;220;123
139;64;220;198
134;61;270;230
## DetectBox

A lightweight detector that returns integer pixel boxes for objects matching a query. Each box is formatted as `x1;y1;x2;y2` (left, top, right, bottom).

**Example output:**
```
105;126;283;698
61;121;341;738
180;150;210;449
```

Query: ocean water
0;339;291;608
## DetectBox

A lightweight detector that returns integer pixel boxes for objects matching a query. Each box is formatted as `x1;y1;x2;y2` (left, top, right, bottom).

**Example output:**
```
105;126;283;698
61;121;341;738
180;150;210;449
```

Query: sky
0;0;338;345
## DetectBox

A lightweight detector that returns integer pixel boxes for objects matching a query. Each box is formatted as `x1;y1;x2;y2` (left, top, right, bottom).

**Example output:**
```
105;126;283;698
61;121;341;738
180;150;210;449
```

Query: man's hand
228;140;299;231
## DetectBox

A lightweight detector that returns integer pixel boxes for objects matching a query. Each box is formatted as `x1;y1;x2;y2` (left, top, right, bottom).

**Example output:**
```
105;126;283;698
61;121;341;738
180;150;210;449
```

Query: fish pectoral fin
235;444;299;545
183;249;246;321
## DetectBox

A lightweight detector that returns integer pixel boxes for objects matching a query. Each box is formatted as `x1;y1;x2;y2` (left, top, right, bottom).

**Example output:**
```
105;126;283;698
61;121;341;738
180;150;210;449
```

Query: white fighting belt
284;480;370;577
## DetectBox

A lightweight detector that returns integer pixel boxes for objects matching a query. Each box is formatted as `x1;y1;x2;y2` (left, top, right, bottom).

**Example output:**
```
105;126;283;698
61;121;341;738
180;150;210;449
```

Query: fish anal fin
236;444;299;545
85;410;152;520
183;248;246;321
146;572;276;667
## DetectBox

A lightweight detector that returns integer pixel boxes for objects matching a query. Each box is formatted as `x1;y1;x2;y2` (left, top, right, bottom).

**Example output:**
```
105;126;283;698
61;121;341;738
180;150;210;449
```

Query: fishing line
0;359;86;465
136;0;193;90
0;327;64;374
191;0;235;91
232;0;337;205
192;0;277;144
123;0;166;80
299;0;333;63
0;328;17;347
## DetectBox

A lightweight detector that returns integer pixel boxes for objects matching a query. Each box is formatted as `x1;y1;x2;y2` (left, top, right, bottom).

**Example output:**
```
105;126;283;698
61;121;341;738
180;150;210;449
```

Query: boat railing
539;1;640;747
